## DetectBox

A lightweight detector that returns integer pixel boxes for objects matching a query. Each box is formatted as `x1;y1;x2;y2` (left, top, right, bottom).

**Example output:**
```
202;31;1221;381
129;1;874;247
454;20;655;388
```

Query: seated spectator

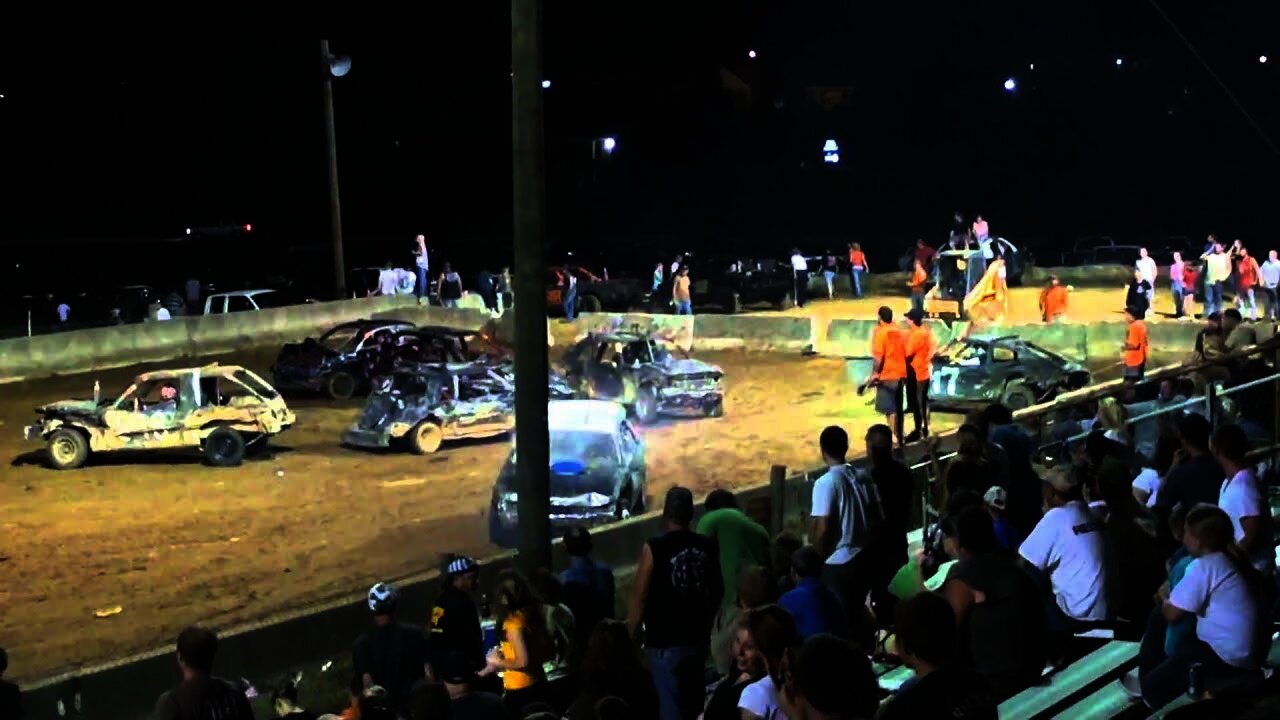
437;651;508;719
786;634;880;720
478;570;554;715
405;680;454;720
1018;466;1109;651
738;605;801;720
1153;413;1224;528
697;488;772;675
982;486;1021;551
1160;506;1197;665
273;675;318;719
880;593;998;720
354;582;428;714
779;546;848;639
359;692;400;720
771;533;803;596
155;626;255;720
1126;379;1187;463
1222;308;1257;352
702;615;766;720
1133;431;1179;508
907;491;986;599
943;507;1047;700
530;569;576;669
925;426;990;508
1133;505;1268;707
1095;397;1130;446
0;647;19;720
1092;461;1165;623
564;620;658;720
560;526;615;653
965;409;1011;490
1212;424;1273;574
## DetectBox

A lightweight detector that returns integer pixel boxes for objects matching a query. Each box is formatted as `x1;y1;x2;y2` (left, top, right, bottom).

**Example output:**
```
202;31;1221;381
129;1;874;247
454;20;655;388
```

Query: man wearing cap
869;306;908;445
428;556;485;682
903;308;934;442
628;486;722;720
1018;466;1109;645
353;582;429;713
1122;306;1149;382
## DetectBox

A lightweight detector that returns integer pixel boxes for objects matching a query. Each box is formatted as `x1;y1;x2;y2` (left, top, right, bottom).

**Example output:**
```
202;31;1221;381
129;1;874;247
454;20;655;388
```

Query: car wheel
633;385;658;425
705;398;725;417
1001;382;1038;411
326;371;357;401
410;421;444;454
615;488;634;521
778;292;795;310
579;294;603;314
726;291;742;315
47;428;89;470
204;427;246;467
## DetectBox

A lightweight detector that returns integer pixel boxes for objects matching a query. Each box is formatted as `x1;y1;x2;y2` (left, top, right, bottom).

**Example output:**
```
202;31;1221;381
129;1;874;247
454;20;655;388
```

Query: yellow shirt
500;611;542;690
674;275;691;302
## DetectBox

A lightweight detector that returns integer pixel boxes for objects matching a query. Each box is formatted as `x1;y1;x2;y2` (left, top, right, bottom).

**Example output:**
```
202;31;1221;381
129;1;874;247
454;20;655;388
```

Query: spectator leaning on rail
697;488;771;675
779;545;848;640
559;526;615;657
154;625;255;720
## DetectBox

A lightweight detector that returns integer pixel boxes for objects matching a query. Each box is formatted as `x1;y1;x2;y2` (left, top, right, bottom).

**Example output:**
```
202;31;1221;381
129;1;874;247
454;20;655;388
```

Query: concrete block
821;318;880;357
693;314;813;351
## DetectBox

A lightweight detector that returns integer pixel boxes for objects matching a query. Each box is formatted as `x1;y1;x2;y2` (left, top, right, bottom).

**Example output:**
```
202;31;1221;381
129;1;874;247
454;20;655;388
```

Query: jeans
1138;606;1253;708
563;286;577;321
851;268;865;297
645;645;707;720
1262;287;1278;319
416;265;429;299
1206;282;1223;316
442;298;459;309
1172;284;1185;318
675;299;692;315
910;289;924;314
1238;287;1257;320
823;270;836;298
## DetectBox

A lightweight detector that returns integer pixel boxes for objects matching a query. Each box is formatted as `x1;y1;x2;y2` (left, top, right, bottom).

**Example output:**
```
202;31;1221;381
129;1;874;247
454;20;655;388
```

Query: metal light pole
512;0;552;573
321;38;347;299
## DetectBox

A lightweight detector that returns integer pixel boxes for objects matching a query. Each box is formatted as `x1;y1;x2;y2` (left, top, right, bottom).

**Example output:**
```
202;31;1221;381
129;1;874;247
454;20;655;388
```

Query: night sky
1;2;1277;290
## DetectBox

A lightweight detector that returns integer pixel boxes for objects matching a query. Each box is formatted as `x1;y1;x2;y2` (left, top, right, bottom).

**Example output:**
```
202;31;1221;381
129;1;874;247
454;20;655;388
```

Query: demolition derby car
489;399;647;547
929;336;1091;411
271;319;416;399
24;364;295;469
559;331;724;423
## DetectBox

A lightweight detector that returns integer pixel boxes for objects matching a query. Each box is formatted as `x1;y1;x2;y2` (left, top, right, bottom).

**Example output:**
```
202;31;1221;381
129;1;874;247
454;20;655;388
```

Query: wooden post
769;464;787;536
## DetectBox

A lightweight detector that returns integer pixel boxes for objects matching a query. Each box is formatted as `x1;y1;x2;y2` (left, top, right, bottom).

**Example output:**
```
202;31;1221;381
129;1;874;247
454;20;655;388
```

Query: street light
602;136;617;152
321;39;351;299
1003;78;1017;91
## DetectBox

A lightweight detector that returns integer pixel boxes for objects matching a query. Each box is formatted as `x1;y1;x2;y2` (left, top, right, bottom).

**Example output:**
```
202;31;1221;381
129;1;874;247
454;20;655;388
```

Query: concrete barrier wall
693;314;813;351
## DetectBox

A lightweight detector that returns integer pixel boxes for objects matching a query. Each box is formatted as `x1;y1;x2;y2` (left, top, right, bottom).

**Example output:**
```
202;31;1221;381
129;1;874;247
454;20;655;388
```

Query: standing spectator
1039;274;1070;323
1136;248;1158;309
914;238;937;271
478;570;553;715
1212;424;1273;573
530;570;576;668
697;489;771;675
986;403;1041;536
1170;251;1186;320
354;583;428;713
272;677;318;719
1122;306;1149;382
0;647;21;720
564;621;658;720
377;262;400;296
1235;247;1261;320
1018;466;1110;636
868;306;908;444
428;555;485;679
821;250;838;299
1260;250;1280;320
1133;505;1267;707
1153;413;1224;524
413;235;430;300
627;486;722;720
560;527;615;655
925;426;990;509
972;214;993;275
790;249;809;308
1202;240;1231;317
404;680;453;720
1181;260;1199;319
702;615;766;720
56;300;70;325
779;546;848;639
672;266;693;316
185;277;202;309
847;243;868;298
154;626;255;720
651;262;664;296
495;266;512;314
971;214;990;244
737;606;801;720
1124;270;1152;316
879;593;998;720
396;267;417;296
903;308;934;441
863;423;914;619
907;259;927;314
438;651;508;720
474;268;497;312
787;634;880;720
810;426;884;636
560;266;578;320
436;262;464;309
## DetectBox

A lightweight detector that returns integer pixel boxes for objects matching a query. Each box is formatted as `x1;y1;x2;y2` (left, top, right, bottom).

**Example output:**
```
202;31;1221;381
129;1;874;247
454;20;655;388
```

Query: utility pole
511;0;552;573
321;38;347;299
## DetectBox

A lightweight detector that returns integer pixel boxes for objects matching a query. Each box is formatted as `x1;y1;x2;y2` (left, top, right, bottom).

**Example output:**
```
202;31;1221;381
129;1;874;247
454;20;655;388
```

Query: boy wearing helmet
427;555;485;681
352;582;428;714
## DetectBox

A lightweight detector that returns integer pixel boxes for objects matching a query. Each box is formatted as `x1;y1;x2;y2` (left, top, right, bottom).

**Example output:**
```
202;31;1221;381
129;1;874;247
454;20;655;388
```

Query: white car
203;289;290;315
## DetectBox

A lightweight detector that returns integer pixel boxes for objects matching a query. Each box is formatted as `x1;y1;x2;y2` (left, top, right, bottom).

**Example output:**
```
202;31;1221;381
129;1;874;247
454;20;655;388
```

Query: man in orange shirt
907;259;928;314
867;306;908;444
1123;306;1149;382
903;308;935;442
1039;275;1069;323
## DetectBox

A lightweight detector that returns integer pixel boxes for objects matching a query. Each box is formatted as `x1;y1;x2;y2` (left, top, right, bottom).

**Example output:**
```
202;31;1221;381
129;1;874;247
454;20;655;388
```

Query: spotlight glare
1261;55;1268;64
602;137;616;152
1003;78;1017;91
1115;57;1123;66
748;50;757;59
541;80;551;89
1029;63;1035;70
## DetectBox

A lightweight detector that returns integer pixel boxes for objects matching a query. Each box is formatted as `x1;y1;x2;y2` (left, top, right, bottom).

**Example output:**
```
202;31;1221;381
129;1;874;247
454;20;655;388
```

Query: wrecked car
928;336;1091;411
357;326;481;380
271;319;415;399
559;331;724;423
24;364;296;469
488;399;647;547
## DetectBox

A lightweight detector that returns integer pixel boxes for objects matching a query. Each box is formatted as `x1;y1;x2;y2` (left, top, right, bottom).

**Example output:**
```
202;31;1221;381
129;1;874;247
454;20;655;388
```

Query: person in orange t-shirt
907;259;928;314
903;308;935;441
1039;275;1069;323
1123;306;1149;382
848;242;869;298
867;306;908;444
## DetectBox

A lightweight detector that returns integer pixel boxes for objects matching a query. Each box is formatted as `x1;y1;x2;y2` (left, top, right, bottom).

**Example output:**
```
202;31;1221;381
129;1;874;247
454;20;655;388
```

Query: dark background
0;1;1277;295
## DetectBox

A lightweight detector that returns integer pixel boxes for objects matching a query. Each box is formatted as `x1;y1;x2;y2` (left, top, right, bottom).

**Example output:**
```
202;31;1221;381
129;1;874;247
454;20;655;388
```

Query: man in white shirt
1019;465;1109;638
1212;424;1272;574
790;249;809;308
810;425;883;627
376;262;400;296
395;268;417;295
1260;250;1280;320
1136;248;1158;308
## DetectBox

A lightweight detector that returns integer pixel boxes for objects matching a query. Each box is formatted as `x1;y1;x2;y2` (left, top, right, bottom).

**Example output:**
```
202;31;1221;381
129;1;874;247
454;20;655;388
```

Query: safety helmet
367;582;399;614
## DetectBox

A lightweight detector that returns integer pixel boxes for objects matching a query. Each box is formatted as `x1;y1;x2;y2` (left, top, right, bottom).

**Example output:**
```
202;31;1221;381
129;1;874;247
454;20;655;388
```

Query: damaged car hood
36;399;104;417
661;358;721;377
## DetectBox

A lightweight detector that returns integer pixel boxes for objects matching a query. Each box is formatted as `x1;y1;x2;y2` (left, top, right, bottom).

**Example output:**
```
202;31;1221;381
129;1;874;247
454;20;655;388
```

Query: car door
930;343;989;400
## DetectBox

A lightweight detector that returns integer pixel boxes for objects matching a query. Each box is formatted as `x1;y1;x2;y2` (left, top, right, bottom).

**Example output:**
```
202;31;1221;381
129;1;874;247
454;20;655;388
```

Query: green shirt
696;508;772;608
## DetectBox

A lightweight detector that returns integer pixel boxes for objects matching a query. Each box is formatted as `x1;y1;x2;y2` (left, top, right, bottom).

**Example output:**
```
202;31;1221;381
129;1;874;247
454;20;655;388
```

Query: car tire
778;292;795;311
579;294;603;314
705;398;724;418
326;371;357;401
726;291;742;315
1001;382;1038;411
204;427;246;467
632;385;658;425
47;428;89;470
410;421;444;454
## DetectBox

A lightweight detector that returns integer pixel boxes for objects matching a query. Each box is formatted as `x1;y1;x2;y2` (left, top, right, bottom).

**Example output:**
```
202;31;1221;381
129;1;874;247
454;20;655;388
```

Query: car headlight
501;492;518;505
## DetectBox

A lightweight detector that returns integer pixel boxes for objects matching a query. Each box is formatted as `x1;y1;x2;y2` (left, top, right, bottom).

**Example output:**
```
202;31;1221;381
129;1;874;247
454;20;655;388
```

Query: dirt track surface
0;347;912;683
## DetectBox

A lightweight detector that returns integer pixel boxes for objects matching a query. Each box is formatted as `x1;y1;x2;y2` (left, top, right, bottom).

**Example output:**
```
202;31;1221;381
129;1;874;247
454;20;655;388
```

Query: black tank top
643;529;720;648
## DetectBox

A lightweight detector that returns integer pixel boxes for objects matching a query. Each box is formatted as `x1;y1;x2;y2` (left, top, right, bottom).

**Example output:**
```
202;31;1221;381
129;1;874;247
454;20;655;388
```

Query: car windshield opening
320;326;362;353
550;432;616;465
